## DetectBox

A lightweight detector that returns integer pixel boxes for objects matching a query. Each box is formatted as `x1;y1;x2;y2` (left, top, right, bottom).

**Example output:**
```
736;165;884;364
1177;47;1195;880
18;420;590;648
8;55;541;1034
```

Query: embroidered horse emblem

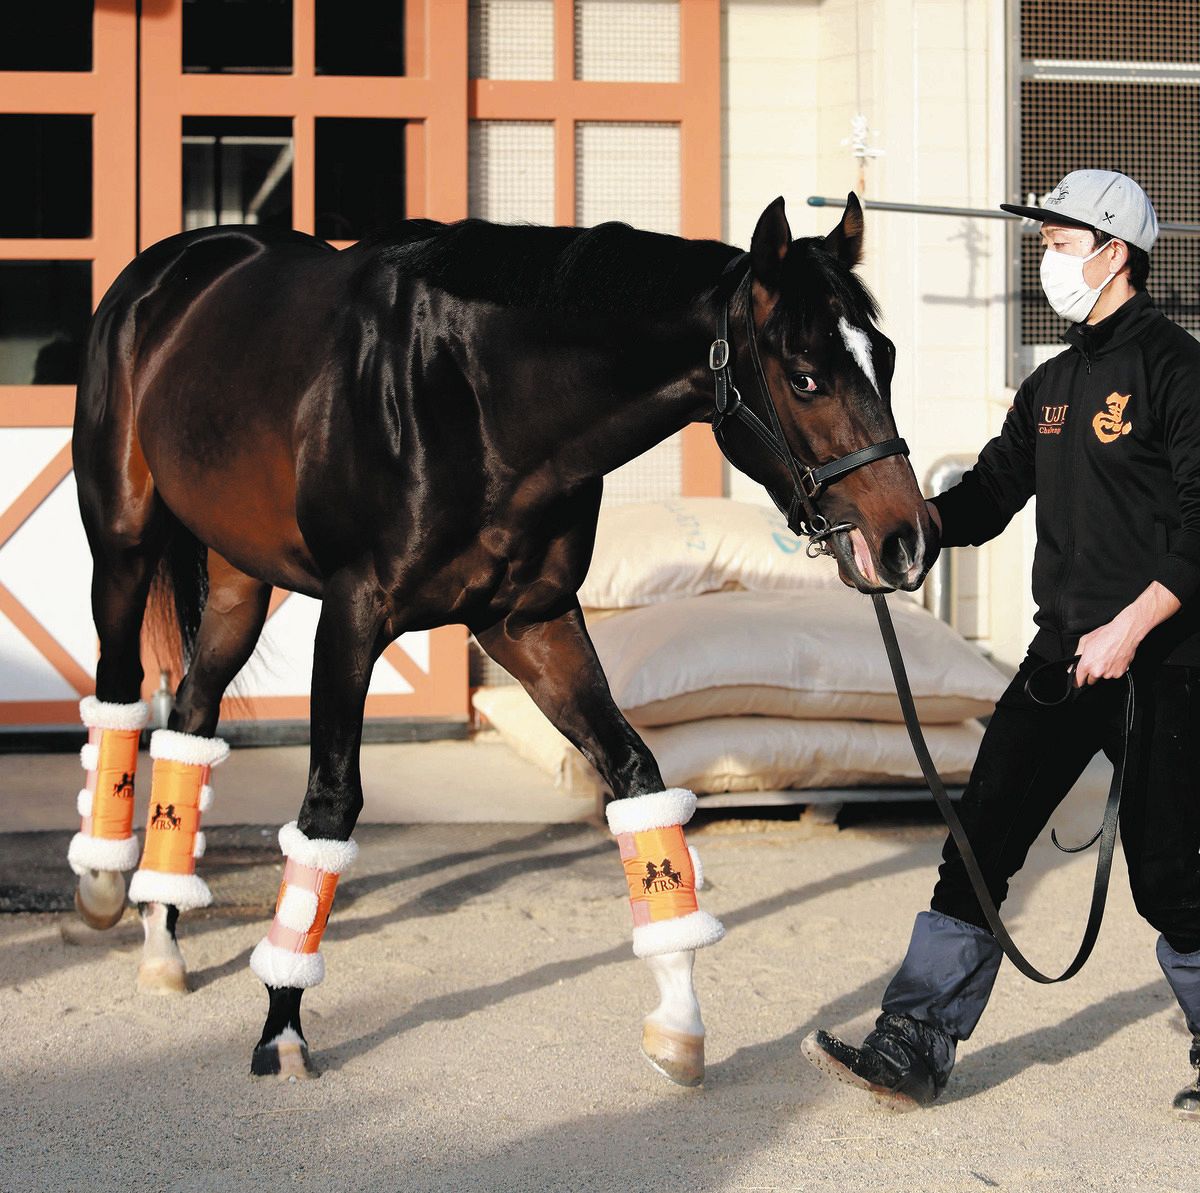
151;802;181;830
643;858;683;893
1092;392;1133;443
112;771;135;799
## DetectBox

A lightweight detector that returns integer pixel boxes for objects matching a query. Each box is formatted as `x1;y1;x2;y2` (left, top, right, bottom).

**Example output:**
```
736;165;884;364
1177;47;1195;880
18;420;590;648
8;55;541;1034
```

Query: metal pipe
923;455;977;628
807;195;1200;236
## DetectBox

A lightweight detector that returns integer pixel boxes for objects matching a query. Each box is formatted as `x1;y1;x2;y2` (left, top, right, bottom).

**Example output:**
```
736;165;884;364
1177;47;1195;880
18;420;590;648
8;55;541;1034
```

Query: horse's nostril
882;526;920;576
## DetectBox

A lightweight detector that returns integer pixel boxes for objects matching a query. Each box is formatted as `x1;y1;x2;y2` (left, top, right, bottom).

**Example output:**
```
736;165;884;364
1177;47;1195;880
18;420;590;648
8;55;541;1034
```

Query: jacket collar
1062;290;1156;362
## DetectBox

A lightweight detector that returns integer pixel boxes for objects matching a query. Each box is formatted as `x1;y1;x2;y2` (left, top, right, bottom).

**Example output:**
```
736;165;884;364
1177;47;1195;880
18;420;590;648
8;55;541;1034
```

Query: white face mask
1039;243;1116;323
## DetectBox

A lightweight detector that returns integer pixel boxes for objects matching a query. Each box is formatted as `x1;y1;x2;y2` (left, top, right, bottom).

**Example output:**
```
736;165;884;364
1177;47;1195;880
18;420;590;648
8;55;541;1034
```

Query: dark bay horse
71;195;937;1080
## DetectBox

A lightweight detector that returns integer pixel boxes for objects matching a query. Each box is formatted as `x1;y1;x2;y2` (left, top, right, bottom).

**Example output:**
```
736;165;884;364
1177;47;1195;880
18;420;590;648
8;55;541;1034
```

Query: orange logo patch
1093;392;1133;443
1039;404;1068;435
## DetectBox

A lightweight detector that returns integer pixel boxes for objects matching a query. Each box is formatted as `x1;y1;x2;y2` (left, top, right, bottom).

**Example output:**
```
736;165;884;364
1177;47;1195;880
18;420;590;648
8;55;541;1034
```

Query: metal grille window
575;122;680;234
469;0;555;80
575;0;680;82
1015;2;1200;363
468;121;555;224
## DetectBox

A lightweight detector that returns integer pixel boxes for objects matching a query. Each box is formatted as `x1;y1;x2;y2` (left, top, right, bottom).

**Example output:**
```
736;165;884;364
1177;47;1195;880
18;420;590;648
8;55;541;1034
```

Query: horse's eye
789;374;818;396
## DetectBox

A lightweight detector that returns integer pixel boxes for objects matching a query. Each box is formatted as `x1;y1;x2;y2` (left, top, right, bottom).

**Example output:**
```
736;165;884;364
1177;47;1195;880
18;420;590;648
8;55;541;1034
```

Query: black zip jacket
929;291;1200;665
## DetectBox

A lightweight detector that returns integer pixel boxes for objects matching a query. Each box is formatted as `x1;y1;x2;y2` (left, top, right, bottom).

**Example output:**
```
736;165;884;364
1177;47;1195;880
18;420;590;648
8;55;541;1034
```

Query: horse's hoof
641;1021;704;1087
251;1034;317;1081
136;957;189;995
75;869;127;931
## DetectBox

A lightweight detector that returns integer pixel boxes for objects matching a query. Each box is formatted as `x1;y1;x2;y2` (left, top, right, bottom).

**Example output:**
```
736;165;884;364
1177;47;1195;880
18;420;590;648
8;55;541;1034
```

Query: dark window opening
0;4;93;72
0;261;92;386
0;115;92;238
315;118;405;241
182;117;294;231
183;0;293;74
316;0;406;76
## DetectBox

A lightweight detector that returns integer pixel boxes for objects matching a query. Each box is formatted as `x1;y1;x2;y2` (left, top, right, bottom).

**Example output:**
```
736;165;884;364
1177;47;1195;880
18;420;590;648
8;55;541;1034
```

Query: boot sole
800;1032;921;1111
1172;1106;1200;1122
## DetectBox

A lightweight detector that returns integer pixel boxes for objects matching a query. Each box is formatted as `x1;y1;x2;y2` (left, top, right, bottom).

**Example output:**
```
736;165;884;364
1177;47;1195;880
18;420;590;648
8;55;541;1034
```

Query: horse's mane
367;219;742;317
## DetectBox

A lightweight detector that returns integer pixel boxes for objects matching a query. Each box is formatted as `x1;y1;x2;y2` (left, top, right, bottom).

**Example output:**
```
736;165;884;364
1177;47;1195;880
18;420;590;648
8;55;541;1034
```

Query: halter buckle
800;468;822;499
708;338;730;371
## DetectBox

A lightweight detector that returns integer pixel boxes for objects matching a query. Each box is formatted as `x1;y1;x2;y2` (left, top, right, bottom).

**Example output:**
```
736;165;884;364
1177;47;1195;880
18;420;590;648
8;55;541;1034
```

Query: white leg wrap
249;821;358;990
68;831;141;877
607;788;725;957
128;869;213;911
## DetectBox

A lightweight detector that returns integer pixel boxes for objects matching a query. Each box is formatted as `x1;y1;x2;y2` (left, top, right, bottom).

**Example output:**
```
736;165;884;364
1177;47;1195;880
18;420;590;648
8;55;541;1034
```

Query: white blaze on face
838;317;879;396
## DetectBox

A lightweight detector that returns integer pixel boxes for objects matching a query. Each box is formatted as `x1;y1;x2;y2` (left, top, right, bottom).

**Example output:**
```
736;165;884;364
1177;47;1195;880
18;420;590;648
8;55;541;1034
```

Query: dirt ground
1;745;1196;1192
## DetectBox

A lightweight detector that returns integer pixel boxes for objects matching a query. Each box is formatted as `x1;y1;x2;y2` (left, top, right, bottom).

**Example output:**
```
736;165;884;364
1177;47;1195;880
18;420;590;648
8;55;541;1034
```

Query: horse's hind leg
70;446;169;929
476;604;724;1087
130;552;271;994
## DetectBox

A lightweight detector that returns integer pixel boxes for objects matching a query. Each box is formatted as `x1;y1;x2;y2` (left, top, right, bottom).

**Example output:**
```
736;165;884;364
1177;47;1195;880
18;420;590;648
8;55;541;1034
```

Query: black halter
708;254;909;558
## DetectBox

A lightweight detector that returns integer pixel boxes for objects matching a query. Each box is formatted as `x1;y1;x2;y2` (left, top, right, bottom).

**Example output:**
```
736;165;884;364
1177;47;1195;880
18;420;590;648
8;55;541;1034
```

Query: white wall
722;0;1034;667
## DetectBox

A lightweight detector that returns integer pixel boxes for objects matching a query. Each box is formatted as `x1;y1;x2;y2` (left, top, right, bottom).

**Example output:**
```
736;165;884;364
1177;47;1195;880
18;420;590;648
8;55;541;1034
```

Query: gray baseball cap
1000;169;1159;251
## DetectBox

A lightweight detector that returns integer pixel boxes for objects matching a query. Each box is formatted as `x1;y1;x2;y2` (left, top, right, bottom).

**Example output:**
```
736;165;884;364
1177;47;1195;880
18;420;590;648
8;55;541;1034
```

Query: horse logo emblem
150;803;181;830
642;858;684;894
112;771;135;800
1092;392;1133;444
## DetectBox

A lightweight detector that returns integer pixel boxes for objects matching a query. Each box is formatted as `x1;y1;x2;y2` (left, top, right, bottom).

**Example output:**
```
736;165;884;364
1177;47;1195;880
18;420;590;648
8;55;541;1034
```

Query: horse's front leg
476;604;724;1086
249;573;385;1079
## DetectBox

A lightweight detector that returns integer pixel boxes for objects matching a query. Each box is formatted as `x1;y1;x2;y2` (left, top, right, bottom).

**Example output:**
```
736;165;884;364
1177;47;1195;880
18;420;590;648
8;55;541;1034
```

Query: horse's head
718;195;937;593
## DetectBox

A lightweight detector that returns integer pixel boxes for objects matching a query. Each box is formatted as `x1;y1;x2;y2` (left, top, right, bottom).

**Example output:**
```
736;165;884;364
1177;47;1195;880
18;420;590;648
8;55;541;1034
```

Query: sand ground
1;742;1195;1192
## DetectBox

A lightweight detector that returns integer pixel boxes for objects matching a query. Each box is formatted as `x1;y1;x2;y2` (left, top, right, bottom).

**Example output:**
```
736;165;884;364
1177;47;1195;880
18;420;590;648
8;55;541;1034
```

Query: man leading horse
803;170;1200;1119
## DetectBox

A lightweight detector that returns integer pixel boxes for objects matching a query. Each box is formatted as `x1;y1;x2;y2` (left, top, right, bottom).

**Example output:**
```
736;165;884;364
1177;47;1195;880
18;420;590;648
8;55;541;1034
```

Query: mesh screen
575;0;680;82
469;0;555;80
575;122;680;234
468;121;556;224
603;434;683;505
1017;14;1200;346
1021;0;1200;63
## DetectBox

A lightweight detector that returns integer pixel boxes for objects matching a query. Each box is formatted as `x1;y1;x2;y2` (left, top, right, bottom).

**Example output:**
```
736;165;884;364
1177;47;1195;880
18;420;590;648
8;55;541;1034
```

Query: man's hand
1074;581;1182;686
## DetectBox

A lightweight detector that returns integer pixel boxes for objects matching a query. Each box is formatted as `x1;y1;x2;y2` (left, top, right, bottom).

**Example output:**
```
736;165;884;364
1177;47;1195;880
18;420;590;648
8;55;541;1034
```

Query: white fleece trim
606;789;697;836
276;884;319;933
80;742;99;772
278;821;358;874
67;831;140;876
128;868;212;910
631;910;725;958
250;938;326;989
688;846;705;892
80;697;148;732
76;788;93;818
192;831;206;860
198;784;214;813
149;729;230;768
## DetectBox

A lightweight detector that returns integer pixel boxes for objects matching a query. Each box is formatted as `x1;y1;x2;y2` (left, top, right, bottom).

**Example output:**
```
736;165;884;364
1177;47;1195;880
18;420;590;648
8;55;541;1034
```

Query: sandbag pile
472;498;1007;799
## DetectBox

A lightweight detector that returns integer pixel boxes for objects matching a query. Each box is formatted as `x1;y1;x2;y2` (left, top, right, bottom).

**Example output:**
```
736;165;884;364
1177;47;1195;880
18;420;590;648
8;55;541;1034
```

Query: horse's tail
144;516;209;687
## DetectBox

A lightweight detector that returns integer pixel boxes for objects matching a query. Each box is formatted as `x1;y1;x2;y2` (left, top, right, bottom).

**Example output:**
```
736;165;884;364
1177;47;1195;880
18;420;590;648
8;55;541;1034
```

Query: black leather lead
873;593;1134;984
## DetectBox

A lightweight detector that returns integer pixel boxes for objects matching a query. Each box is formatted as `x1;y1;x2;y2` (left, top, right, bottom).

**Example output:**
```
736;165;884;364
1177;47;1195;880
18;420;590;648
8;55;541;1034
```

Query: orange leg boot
67;698;148;928
607;788;724;1086
250;822;359;992
128;729;230;912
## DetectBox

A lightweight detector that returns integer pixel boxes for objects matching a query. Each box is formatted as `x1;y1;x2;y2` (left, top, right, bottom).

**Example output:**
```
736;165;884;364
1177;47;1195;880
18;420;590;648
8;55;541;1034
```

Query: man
802;170;1200;1116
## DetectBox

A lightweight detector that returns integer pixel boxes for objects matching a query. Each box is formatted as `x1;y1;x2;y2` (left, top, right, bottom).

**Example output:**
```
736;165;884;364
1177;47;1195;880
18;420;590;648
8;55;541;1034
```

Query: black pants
932;651;1200;955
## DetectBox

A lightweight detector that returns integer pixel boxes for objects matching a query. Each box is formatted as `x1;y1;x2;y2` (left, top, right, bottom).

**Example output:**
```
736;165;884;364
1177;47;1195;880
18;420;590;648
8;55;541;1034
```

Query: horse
69;194;937;1083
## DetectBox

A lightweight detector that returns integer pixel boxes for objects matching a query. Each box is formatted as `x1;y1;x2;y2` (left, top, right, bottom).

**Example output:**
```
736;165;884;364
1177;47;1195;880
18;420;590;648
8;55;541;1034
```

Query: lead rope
872;592;1134;983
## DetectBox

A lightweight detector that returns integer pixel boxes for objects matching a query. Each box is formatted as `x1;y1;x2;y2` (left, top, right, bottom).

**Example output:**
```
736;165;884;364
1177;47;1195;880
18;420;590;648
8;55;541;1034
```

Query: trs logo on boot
642;858;683;894
112;771;135;799
1093;392;1133;443
150;803;181;830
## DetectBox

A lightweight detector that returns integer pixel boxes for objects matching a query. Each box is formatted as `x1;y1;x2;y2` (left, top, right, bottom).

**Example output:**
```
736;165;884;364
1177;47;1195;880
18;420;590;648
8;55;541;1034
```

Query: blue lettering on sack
772;531;801;554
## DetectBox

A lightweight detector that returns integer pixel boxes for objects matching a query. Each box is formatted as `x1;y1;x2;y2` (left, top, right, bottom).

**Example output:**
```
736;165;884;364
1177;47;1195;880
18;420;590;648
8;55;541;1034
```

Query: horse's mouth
831;525;895;594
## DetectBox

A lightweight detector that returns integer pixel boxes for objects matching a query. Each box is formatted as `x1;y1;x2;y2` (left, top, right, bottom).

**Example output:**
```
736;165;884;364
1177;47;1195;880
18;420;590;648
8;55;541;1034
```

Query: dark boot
1172;1042;1200;1120
1156;937;1200;1119
802;910;1002;1108
801;1013;953;1109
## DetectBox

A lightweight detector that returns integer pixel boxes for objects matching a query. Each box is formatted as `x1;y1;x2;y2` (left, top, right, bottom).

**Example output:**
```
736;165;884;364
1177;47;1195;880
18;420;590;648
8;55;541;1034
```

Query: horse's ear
824;192;865;268
750;197;791;291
